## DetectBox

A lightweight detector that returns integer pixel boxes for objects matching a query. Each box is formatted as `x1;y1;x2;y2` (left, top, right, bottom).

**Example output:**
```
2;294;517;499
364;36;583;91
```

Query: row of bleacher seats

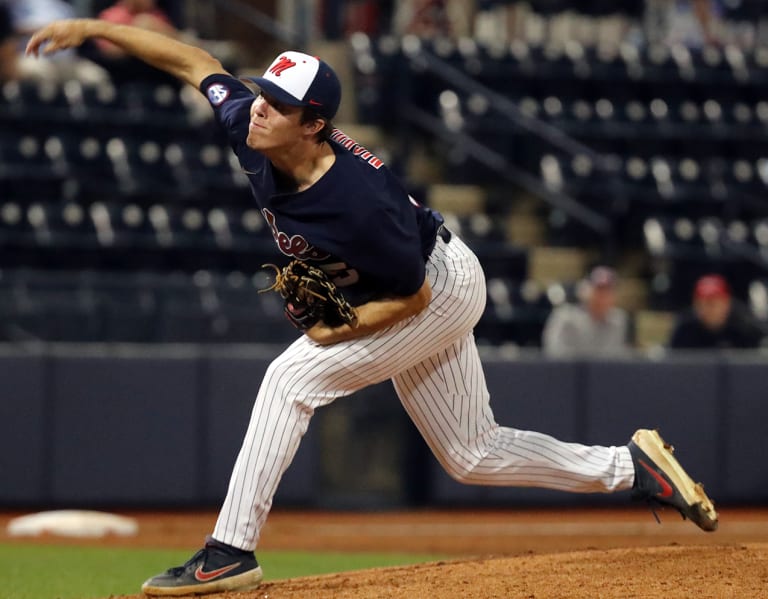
469;37;765;78
0;194;529;278
1;79;201;130
355;35;768;136
471;95;768;135
643;214;768;306
0;132;251;203
4;262;768;346
359;36;768;102
0;268;552;346
543;153;768;192
0;197;514;247
0;268;292;344
539;152;768;221
3;261;764;346
645;215;768;250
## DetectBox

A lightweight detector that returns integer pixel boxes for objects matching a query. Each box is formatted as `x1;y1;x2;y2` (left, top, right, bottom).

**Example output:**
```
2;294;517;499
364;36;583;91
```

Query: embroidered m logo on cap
247;50;341;120
268;56;297;77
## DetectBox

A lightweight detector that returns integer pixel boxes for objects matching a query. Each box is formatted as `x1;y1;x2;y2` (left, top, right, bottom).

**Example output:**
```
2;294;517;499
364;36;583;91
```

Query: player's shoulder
200;73;253;107
328;129;386;171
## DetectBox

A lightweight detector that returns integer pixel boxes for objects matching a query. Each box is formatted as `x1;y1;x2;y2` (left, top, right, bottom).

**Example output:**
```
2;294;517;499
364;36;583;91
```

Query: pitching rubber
141;566;264;596
632;429;718;531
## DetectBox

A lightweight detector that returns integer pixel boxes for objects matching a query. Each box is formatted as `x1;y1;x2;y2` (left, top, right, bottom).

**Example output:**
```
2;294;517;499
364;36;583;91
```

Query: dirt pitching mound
6;509;767;598
113;543;766;599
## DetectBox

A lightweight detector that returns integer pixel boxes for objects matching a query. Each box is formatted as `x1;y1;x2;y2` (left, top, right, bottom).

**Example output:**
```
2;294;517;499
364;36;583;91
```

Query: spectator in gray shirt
542;266;630;357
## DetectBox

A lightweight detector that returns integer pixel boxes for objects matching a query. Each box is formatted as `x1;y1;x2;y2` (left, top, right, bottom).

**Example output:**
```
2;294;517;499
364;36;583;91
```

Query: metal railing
409;106;613;235
397;38;621;238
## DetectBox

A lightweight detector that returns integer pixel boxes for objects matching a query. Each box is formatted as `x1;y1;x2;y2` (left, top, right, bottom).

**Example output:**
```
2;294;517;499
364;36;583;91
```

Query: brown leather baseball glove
261;260;358;330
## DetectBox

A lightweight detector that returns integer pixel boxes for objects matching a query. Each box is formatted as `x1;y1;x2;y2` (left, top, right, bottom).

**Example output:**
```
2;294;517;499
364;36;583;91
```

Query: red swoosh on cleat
194;562;241;582
639;459;674;498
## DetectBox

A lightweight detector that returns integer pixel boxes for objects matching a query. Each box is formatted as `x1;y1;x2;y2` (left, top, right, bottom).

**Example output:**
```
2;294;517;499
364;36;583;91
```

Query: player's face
247;93;306;151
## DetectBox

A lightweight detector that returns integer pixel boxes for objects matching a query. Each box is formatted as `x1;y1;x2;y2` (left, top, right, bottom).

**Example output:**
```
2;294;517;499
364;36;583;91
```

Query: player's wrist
82;18;108;40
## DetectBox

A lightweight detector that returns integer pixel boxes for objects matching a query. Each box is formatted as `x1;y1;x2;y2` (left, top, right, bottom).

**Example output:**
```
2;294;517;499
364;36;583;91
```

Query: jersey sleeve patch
206;83;230;106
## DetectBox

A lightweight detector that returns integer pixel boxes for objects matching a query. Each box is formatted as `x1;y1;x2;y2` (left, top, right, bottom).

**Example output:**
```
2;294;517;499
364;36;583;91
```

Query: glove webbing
260;261;358;327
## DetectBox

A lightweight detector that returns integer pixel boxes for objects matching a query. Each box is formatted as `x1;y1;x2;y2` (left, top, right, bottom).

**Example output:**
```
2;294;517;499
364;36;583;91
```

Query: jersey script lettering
330;129;384;169
262;208;330;260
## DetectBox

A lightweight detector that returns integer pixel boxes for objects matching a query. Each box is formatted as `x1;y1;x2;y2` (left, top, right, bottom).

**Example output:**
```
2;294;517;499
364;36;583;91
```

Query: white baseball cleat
628;428;718;532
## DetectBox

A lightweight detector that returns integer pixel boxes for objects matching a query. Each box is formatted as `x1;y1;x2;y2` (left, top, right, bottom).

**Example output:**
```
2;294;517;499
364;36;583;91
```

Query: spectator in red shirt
668;274;766;350
96;0;177;58
87;0;180;84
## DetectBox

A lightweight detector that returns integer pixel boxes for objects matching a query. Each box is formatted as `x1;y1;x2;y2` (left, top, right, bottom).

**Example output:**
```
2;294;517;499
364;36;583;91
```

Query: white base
7;510;138;538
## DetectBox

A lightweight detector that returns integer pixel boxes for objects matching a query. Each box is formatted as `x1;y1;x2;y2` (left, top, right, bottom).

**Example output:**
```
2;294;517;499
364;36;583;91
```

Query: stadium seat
474;277;552;346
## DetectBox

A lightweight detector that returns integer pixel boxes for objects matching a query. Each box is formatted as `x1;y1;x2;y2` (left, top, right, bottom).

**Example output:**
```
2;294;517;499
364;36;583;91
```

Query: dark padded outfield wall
0;346;763;507
205;348;320;505
49;348;202;504
0;351;47;503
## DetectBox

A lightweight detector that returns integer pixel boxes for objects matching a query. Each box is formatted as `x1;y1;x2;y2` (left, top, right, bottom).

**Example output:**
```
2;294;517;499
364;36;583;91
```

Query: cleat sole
632;429;718;532
141;567;263;596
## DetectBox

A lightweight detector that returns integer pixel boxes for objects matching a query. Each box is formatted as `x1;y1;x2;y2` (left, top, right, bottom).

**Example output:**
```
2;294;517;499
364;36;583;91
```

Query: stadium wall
1;345;764;507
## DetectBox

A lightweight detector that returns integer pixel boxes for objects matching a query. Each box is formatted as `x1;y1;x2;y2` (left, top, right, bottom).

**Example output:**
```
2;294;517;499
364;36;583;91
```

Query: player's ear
303;116;325;136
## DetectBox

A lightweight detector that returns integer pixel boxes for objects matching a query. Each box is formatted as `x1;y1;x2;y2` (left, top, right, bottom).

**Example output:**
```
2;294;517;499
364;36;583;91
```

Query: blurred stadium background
1;0;767;512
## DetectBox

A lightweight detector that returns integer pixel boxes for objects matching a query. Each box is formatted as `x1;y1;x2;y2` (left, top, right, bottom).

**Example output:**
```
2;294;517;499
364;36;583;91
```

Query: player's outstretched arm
306;279;432;345
26;19;225;88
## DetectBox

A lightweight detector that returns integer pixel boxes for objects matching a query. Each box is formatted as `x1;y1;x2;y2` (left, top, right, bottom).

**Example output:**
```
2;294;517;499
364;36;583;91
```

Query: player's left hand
305;321;353;345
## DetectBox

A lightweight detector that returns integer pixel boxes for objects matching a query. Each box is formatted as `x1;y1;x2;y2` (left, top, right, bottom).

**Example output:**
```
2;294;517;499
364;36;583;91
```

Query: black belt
425;224;452;259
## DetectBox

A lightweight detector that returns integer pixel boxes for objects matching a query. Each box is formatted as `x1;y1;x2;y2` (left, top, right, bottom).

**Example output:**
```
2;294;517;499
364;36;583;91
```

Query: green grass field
0;543;442;599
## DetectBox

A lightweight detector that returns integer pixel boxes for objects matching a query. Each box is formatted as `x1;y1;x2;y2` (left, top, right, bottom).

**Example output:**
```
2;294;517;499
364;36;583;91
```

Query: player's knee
442;460;482;485
260;360;297;402
261;355;336;411
265;352;309;386
446;467;472;484
435;429;499;484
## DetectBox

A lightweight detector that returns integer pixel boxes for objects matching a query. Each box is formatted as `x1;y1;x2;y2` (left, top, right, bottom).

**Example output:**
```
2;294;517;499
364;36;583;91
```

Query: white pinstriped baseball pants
213;234;636;550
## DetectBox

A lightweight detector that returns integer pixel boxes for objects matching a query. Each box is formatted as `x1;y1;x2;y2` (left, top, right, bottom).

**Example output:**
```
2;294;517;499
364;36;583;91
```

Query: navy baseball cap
248;51;341;120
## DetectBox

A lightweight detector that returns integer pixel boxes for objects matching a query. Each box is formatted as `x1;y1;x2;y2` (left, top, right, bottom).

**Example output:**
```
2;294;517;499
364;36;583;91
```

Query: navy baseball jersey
200;74;443;305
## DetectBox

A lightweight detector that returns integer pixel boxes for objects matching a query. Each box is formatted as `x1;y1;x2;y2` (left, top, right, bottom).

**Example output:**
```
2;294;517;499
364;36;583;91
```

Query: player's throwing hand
25;19;91;57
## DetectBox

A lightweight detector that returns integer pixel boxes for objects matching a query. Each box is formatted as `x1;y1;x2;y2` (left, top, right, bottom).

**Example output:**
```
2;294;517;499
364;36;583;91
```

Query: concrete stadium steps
426;184;486;216
528;246;593;286
634;309;676;350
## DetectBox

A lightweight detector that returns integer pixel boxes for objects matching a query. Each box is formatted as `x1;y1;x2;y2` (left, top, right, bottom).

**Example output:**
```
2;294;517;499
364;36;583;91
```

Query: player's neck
267;141;335;193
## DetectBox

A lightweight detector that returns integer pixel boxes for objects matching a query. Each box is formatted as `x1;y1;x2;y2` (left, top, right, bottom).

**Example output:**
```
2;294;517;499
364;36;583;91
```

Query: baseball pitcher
27;20;718;596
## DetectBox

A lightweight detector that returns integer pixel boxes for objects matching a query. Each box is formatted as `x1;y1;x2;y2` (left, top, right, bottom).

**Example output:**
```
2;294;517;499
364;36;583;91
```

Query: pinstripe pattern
212;235;635;551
